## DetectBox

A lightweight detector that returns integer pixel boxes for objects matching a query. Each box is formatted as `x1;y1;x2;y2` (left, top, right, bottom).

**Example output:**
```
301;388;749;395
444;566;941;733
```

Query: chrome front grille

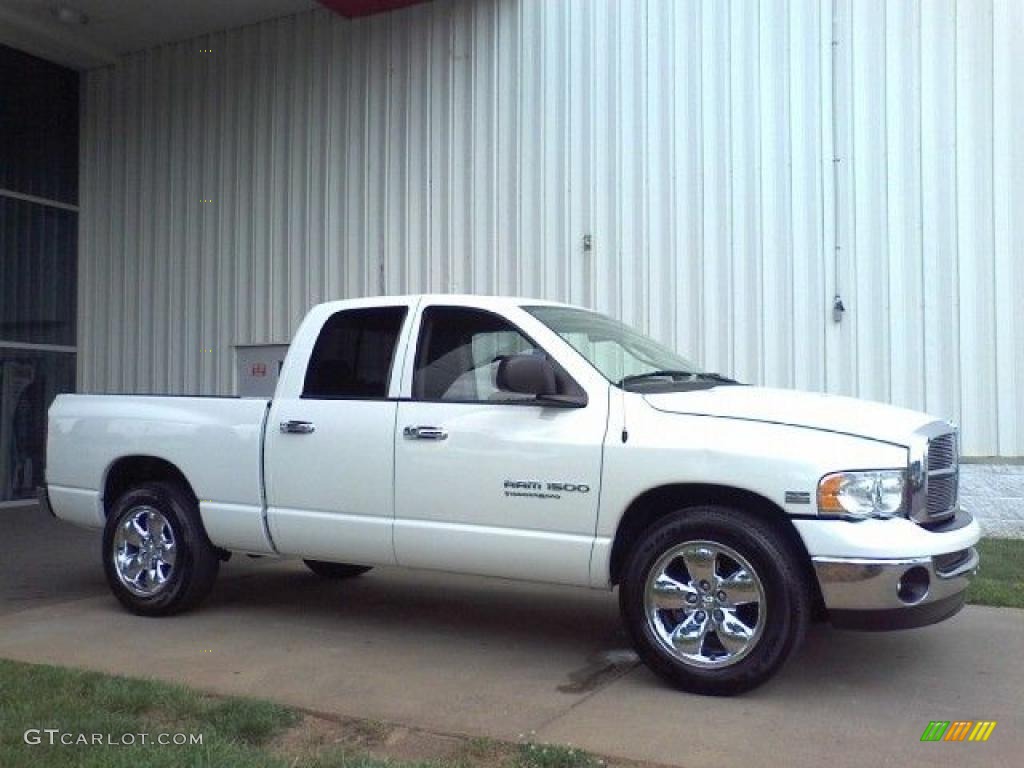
926;472;957;516
928;433;957;472
908;424;959;525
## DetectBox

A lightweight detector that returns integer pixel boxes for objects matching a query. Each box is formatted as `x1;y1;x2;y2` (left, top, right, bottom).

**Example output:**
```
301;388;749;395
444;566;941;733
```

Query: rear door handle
403;425;448;441
280;419;315;434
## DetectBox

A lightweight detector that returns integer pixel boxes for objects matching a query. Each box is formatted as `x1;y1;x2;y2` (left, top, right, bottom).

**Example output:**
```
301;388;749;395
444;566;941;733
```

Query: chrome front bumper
813;546;979;630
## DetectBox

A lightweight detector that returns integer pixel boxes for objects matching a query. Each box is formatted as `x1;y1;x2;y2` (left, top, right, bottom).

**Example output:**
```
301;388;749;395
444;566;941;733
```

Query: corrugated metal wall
79;0;1024;456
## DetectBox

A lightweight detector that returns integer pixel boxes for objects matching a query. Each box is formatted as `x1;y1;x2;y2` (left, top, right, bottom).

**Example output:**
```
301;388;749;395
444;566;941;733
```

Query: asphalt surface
1;503;1021;767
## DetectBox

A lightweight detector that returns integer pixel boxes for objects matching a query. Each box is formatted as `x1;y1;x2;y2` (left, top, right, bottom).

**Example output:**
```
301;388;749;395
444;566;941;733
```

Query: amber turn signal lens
817;473;846;515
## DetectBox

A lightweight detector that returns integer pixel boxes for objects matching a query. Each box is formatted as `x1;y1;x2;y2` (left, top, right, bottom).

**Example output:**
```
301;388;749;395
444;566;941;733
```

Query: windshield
524;305;709;389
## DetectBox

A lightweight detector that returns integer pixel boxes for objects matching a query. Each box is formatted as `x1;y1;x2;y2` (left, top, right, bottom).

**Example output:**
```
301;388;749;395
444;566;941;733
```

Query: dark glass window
0;349;75;501
0;45;79;204
302;307;407;399
0;46;79;501
0;198;78;346
413;306;584;403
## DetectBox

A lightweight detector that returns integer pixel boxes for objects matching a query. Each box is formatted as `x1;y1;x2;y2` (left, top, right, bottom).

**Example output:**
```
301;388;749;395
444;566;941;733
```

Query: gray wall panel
79;0;1024;456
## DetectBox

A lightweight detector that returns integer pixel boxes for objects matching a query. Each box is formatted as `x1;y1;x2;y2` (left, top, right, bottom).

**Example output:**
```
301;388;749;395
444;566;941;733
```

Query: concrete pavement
1;503;1021;767
0;501;106;617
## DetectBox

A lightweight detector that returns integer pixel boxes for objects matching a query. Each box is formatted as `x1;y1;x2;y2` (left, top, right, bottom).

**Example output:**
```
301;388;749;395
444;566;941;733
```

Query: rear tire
103;481;220;616
303;560;373;579
619;505;810;695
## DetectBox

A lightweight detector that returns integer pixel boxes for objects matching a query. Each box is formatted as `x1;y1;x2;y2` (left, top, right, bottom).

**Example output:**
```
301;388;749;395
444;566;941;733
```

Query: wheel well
103;456;197;517
608;483;823;611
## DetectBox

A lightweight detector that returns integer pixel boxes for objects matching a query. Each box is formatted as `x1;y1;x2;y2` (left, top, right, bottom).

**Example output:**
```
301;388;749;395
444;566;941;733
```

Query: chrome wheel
112;506;177;597
644;540;766;669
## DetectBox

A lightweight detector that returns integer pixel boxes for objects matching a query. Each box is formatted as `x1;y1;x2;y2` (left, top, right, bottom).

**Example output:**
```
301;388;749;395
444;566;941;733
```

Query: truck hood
643;386;937;446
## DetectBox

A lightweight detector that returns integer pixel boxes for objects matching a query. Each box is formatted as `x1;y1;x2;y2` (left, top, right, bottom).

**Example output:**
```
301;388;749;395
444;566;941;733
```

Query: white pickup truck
42;294;980;694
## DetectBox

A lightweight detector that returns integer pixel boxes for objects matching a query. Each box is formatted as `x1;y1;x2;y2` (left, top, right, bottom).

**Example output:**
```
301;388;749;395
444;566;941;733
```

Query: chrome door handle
403;425;448;441
280;419;315;434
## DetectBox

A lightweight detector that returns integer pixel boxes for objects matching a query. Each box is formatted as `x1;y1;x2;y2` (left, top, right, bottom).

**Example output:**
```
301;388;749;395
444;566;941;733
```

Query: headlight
817;470;906;519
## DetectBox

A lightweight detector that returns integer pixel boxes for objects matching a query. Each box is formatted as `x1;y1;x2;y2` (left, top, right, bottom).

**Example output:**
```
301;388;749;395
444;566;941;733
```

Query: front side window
303;307;407;398
413;306;581;403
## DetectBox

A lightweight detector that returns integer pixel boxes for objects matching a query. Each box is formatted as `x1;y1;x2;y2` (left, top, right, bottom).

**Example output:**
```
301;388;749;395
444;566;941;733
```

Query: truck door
264;302;414;565
393;304;609;586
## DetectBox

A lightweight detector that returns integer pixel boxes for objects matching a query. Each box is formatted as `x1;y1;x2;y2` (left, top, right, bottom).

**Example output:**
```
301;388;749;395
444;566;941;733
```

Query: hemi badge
785;491;812;505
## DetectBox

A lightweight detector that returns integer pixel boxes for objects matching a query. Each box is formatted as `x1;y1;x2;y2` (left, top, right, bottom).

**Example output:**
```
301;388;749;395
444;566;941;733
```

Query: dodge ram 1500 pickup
42;294;981;694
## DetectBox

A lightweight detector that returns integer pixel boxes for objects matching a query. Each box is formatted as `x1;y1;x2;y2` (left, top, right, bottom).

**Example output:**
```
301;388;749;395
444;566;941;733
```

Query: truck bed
46;394;274;553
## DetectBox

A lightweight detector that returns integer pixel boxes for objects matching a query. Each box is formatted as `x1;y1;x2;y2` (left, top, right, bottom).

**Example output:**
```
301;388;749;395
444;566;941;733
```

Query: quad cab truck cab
41;295;981;695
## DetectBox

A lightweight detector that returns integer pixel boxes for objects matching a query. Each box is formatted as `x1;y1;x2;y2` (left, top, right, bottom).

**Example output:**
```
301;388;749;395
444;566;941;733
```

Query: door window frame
300;305;410;401
403;303;588;407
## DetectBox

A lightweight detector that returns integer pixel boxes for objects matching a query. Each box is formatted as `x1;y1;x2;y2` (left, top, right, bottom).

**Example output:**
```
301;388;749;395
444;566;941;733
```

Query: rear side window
303;307;407;398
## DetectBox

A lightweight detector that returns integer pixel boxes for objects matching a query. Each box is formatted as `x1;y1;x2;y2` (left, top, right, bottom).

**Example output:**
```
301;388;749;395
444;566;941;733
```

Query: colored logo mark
921;721;996;742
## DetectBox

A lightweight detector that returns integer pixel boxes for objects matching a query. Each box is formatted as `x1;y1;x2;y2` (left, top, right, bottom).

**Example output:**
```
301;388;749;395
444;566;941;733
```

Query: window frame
300;305;409;401
409;304;586;407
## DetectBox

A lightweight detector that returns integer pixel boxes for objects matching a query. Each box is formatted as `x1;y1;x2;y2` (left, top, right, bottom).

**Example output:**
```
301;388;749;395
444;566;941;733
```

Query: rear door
392;303;609;586
264;301;414;564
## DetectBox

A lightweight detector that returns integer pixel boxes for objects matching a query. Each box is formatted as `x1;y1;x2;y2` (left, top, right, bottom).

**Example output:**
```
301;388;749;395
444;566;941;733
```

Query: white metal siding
79;0;1024;456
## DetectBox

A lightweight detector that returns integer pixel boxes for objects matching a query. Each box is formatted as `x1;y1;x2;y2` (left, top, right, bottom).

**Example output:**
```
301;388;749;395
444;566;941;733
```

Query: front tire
619;505;810;695
303;560;373;579
103;481;220;616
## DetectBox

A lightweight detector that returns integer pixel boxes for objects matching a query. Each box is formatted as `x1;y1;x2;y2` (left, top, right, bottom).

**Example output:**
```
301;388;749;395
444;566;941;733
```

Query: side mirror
495;354;587;408
496;354;557;396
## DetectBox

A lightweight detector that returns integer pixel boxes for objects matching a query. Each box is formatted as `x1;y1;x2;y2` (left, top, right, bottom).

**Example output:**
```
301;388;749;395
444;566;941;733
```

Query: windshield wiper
618;370;739;387
618;370;697;387
692;372;738;384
